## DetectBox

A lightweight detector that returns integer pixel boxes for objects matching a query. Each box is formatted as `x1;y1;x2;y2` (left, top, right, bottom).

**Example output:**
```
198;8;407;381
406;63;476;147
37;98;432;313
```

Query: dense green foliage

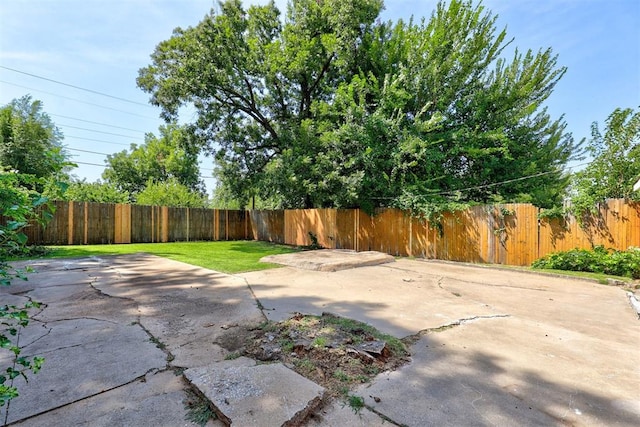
136;178;209;207
532;246;640;279
0;171;48;409
138;0;579;211
50;180;130;204
571;107;640;218
103;123;205;197
0;96;71;188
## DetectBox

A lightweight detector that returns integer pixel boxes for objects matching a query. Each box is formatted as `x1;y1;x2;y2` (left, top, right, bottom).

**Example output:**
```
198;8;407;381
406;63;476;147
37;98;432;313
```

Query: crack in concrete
403;314;511;342
17;321;52;349
384;265;549;292
363;403;406;427
132;319;177;367
3;367;169;426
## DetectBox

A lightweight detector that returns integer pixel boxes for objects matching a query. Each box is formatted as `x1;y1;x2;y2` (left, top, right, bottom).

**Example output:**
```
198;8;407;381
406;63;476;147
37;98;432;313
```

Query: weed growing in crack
183;388;217;426
149;336;165;350
345;394;365;414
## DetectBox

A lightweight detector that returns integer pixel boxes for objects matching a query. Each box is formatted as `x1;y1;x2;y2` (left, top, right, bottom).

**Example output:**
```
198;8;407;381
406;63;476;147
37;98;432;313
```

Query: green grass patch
35;240;297;274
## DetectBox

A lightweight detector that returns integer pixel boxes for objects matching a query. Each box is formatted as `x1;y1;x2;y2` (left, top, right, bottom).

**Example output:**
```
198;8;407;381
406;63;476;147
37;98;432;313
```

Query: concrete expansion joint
238;276;270;322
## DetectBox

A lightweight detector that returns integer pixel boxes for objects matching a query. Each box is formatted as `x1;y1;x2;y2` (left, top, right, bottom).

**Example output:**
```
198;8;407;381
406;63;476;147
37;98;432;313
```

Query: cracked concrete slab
2;318;167;424
2;254;264;426
261;249;395;272
240;263;500;337
4;253;639;426
242;258;640;426
359;315;640;426
10;370;224;427
185;357;325;426
305;400;389;426
90;254;265;368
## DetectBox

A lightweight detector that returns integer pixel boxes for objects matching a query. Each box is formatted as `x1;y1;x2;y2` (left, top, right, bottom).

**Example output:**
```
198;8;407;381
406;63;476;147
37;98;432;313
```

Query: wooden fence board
249;210;285;243
227;210;248;240
335;210;356;250
131;205;153;243
189;208;215;241
284;209;336;248
167;207;188;241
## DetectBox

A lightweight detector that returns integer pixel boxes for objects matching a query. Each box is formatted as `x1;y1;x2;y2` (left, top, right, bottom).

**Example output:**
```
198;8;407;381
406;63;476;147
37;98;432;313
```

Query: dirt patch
222;312;410;398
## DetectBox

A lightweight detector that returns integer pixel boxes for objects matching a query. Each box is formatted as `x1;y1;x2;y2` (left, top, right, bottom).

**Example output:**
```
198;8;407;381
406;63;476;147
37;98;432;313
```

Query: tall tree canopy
138;0;580;210
102;123;205;197
0;95;69;183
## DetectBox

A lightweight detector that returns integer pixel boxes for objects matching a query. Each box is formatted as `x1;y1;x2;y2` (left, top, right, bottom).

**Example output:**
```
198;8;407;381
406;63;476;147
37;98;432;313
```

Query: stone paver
185;357;325;426
261;249;395;271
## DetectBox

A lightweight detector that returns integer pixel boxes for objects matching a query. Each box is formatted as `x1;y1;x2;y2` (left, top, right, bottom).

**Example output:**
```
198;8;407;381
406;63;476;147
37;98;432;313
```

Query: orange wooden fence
9;199;639;266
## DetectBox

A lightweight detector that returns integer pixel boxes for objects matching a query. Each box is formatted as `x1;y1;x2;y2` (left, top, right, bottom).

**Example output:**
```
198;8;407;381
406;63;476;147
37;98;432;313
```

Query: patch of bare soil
236;312;411;398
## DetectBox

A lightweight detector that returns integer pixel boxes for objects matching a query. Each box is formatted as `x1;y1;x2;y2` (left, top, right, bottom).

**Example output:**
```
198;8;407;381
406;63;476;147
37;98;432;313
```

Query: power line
67;148;110;156
0;80;158;120
59;123;141;139
74;161;107;167
51;114;147;134
0;65;153;108
65;135;131;147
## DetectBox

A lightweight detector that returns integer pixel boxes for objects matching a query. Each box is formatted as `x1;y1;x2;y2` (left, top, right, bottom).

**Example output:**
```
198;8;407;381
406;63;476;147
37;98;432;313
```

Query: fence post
67;201;74;245
186;207;190;242
161;206;169;242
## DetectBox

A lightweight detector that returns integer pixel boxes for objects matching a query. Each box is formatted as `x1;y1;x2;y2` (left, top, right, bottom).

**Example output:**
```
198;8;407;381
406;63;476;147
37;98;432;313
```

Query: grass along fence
9;199;640;266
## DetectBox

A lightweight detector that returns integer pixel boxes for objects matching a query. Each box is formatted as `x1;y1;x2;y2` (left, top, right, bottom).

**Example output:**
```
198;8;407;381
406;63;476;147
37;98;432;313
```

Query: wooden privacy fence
270;200;639;265
9;199;640;266
18;201;250;245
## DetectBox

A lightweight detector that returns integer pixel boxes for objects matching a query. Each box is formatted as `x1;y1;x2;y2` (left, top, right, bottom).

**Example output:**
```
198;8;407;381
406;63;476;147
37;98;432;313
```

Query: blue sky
1;0;638;193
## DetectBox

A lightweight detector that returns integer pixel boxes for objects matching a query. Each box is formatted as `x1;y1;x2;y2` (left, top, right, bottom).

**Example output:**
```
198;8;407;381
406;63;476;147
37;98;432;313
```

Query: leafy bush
1;171;50;409
532;246;640;279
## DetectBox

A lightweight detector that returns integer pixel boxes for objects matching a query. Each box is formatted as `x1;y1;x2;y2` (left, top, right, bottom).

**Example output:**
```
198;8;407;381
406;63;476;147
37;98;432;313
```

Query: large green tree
571;107;640;216
0;95;70;184
102;123;204;197
138;0;580;210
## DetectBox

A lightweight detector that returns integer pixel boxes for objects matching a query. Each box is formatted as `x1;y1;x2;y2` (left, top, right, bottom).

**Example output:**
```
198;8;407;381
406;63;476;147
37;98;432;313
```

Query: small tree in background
571;107;640;217
136;178;208;208
54;180;130;204
0;96;71;189
102;123;205;197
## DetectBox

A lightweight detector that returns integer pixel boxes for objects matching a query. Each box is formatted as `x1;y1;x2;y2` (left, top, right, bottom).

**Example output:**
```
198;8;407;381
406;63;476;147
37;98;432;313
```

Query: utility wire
59;123;140;139
438;170;558;195
0;65;153;108
67;148;110;156
75;161;107;167
51;114;147;134
0;80;158;120
65;135;131;147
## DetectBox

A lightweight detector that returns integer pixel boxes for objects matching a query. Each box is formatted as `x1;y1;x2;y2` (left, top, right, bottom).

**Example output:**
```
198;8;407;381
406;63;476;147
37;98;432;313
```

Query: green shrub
532;246;640;279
